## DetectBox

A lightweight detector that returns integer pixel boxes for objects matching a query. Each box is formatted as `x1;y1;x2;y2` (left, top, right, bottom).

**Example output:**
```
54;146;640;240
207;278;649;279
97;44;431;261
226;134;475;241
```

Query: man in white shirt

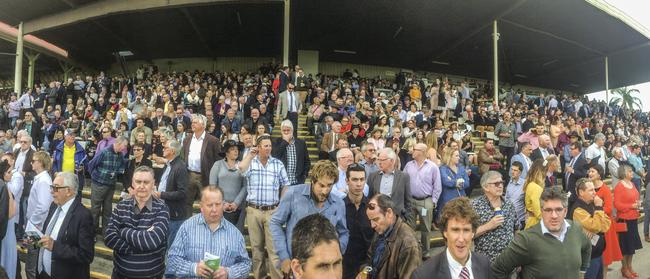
585;133;607;170
25;151;53;279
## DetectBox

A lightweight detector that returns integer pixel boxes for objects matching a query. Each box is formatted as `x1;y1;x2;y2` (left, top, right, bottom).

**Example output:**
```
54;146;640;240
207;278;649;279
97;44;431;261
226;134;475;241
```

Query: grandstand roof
1;0;649;93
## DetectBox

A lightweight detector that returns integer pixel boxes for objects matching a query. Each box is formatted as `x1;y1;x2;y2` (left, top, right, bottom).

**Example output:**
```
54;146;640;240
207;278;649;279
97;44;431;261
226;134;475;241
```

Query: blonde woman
524;158;550;229
436;147;470;221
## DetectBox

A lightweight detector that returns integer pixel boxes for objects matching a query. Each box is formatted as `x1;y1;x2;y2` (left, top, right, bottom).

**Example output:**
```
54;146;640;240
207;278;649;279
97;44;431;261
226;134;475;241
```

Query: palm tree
609;87;643;110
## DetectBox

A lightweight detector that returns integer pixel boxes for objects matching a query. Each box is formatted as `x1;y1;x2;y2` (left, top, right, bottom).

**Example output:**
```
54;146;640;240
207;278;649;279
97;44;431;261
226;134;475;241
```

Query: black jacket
160;157;189;220
411;250;493;279
39;197;94;279
272;138;311;185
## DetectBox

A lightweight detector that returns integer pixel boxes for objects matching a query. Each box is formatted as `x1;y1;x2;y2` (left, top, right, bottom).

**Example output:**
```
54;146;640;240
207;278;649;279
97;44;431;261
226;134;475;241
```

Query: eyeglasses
488;181;504;187
50;185;69;192
542;207;565;214
102;131;110;133
133;148;143;152
20;140;29;144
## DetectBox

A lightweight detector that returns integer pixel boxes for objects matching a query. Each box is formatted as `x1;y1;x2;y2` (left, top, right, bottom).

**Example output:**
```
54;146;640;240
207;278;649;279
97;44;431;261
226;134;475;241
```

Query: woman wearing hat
209;139;246;232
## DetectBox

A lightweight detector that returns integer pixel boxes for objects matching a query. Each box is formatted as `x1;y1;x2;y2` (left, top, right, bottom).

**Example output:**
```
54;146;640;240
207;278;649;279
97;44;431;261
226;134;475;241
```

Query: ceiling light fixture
393;26;403;39
432;61;450;65
117;50;134;56
334;50;357;54
514;74;527;78
542;59;558;67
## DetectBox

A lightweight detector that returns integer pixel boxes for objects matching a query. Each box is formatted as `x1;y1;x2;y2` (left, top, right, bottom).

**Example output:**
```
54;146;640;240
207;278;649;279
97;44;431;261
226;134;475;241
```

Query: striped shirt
104;197;169;278
243;156;289;206
166;214;251;279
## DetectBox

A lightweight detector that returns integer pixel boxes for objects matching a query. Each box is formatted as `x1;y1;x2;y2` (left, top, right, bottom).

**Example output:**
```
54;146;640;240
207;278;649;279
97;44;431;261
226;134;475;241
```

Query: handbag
614;219;628;233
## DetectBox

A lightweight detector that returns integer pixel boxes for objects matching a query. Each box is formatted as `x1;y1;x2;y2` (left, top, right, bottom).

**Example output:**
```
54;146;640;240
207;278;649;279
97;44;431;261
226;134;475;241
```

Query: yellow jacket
525;182;543;229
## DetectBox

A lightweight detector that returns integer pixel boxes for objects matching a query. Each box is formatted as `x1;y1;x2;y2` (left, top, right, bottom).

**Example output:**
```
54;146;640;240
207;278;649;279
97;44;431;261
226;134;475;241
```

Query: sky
586;1;650;111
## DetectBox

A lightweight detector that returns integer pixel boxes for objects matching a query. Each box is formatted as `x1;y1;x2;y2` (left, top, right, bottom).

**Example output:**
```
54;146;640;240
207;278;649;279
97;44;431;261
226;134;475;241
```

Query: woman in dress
613;164;642;278
436;148;470;222
209;140;246;232
588;164;622;278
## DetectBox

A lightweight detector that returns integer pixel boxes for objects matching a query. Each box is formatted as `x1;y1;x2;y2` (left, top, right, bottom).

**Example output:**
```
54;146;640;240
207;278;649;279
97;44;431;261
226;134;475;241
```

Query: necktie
459;266;470;279
39;207;63;275
289;92;294;112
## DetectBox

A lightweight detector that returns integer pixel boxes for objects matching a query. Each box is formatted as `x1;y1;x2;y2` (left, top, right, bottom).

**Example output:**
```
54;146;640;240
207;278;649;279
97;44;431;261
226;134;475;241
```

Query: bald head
538;135;551;148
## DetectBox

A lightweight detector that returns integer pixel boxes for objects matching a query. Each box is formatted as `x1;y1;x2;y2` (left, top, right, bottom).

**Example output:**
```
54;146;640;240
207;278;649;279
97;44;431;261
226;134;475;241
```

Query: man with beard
270;160;349;278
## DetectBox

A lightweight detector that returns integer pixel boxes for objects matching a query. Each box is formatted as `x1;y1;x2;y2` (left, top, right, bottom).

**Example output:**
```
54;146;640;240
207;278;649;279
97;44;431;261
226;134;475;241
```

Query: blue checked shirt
166;214;251;279
244;156;289;206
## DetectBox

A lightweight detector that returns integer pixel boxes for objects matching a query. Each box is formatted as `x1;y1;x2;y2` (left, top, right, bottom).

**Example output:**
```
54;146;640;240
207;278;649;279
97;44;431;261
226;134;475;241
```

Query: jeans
584;256;603;279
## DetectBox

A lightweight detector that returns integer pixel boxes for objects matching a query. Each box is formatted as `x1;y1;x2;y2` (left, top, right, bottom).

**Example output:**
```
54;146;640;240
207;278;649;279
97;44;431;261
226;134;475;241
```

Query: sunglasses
50;185;69;192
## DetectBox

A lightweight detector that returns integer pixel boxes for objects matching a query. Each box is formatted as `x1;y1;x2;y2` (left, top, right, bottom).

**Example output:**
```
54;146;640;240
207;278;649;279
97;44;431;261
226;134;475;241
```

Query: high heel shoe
621;267;634;279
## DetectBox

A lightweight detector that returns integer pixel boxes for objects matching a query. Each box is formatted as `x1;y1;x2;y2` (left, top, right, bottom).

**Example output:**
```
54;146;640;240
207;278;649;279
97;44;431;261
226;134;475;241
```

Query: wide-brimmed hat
220;139;244;157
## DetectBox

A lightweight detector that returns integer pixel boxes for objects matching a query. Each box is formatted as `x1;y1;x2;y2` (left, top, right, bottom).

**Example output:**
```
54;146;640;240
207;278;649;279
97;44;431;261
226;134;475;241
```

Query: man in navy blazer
564;142;588;202
510;142;533;179
37;172;94;279
412;197;493;279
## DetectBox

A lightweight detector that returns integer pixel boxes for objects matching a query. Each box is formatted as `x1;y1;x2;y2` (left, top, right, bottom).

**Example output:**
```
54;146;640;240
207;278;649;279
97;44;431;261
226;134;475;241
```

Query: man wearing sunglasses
361;194;420;279
470;171;516;263
37;172;94;279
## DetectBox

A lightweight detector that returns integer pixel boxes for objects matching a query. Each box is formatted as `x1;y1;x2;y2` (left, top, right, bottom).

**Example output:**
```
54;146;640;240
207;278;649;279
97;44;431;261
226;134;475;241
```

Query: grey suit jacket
411;250;493;279
276;90;303;118
367;170;414;224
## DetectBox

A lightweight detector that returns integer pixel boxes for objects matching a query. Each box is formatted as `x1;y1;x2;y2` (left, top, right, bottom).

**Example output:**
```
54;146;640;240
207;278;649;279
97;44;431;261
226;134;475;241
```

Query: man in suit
151;108;171;131
182;114;221;216
272;120;311;185
14;134;35;235
530;135;554;161
367;147;414;226
153;139;189;250
510;142;533;179
278;66;290;93
320;121;341;159
412;197;493;279
565;142;588;203
17;111;42;148
37;172;94;279
276;83;302;137
172;107;191;132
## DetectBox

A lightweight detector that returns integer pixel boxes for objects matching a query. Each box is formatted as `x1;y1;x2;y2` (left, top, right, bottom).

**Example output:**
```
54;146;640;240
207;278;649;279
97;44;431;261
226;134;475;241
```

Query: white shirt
540;219;571;242
446;248;474;279
585;144;606;170
158;160;173;192
187;131;206;172
42;198;75;274
15;148;29;173
27;171;53;230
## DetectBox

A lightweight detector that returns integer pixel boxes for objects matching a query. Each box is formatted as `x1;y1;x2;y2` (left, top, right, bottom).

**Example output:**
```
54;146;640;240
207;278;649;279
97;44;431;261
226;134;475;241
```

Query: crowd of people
0;63;647;279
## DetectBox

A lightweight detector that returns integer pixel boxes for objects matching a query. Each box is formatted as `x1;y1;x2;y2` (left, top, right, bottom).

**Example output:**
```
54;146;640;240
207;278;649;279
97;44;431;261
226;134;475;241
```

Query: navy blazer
39;197;94;279
411;250;493;279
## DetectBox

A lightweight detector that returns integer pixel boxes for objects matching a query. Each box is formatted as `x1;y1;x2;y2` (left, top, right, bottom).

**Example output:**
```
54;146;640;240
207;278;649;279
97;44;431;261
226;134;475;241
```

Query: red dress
596;182;622;265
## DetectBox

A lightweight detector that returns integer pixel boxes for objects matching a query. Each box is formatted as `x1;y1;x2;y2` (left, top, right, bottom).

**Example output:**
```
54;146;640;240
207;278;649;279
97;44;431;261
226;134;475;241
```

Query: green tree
609;87;643;110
